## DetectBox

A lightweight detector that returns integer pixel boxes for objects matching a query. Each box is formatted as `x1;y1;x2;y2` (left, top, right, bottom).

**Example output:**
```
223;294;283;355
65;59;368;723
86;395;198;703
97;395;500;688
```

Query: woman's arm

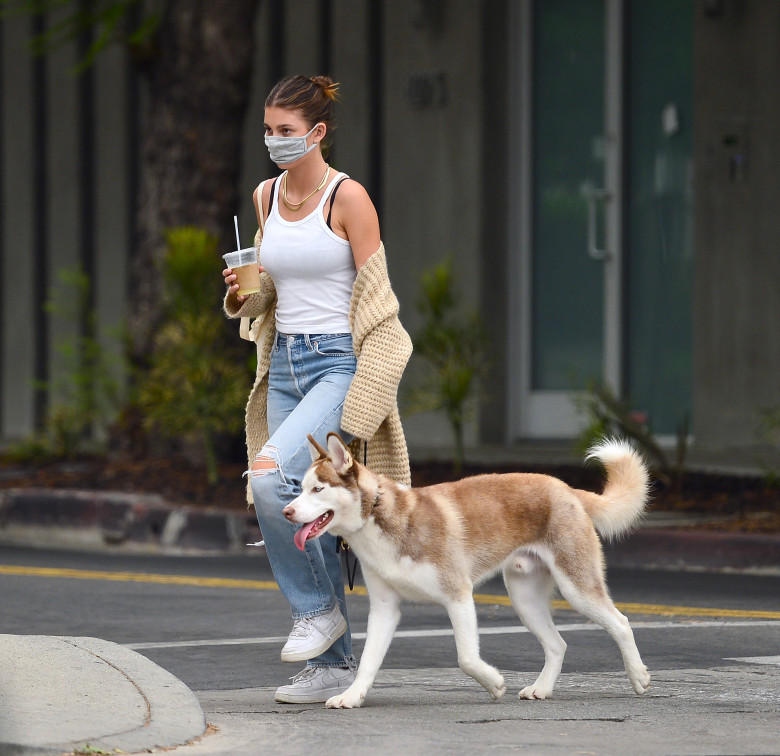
342;246;413;440
330;179;381;270
340;317;412;440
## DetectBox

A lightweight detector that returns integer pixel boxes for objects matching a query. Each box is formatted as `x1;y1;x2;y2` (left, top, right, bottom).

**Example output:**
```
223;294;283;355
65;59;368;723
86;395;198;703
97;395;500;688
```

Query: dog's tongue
294;521;318;552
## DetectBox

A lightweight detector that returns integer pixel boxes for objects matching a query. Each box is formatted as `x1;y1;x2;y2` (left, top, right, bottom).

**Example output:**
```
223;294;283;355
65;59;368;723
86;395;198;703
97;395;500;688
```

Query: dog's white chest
383;558;444;602
352;534;447;603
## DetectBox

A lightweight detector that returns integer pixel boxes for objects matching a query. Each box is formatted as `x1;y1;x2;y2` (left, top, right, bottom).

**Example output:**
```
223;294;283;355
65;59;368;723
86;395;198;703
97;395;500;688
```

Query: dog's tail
576;438;650;541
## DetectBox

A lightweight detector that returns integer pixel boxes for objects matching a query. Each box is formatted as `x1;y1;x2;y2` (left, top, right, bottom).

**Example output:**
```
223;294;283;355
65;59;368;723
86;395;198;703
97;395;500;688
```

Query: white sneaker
275;666;355;704
280;605;348;663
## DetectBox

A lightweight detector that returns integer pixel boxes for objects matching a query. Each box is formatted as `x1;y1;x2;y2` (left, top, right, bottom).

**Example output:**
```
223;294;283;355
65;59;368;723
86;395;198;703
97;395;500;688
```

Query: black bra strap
326;177;349;230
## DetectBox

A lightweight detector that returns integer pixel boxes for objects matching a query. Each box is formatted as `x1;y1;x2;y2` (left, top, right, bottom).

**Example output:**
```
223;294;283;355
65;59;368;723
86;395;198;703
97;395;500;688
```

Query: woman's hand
223;265;264;303
222;267;245;302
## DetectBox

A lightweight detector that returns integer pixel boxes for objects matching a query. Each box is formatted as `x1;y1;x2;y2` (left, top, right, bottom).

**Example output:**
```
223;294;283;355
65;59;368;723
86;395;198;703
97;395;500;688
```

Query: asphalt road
0;544;778;697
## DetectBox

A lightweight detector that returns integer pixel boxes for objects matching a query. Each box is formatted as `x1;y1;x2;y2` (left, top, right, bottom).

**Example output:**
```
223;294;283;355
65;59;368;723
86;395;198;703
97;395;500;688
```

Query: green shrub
5;267;124;461
134;227;250;485
575;380;689;487
757;407;780;487
406;259;488;474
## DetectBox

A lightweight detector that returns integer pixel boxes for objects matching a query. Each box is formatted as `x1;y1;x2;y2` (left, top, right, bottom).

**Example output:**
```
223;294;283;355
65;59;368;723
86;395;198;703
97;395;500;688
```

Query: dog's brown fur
283;433;651;708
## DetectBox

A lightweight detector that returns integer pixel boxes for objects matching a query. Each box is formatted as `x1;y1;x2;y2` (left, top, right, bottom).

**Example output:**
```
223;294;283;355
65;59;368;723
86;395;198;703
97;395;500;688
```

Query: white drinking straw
234;215;241;250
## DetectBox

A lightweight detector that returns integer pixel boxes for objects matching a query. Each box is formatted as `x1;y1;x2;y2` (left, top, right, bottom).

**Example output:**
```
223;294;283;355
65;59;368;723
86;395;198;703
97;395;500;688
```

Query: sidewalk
0;486;777;755
2;637;778;755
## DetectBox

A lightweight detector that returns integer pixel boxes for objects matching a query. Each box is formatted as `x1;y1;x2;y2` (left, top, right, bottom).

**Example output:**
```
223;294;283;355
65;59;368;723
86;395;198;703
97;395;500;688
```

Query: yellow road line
2;564;779;620
474;593;780;620
0;565;279;592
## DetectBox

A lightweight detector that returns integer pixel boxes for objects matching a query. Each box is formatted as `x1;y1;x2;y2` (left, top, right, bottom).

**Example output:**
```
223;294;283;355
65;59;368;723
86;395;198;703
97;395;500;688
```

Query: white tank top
260;171;356;334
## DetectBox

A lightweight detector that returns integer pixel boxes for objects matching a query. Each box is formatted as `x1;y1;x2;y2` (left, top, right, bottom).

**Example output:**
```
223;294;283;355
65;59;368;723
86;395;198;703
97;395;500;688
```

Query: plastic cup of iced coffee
223;247;261;296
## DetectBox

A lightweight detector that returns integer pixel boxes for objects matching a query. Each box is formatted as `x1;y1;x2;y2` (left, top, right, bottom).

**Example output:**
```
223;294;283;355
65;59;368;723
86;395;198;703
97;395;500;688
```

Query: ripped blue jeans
250;332;357;669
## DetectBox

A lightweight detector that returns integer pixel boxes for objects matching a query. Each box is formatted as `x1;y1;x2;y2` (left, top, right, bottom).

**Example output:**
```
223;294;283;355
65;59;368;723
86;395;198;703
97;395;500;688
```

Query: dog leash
337;537;358;591
335;439;367;591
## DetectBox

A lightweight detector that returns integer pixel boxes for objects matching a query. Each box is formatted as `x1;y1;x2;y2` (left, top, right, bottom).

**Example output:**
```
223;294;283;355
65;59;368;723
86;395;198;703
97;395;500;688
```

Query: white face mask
265;123;321;165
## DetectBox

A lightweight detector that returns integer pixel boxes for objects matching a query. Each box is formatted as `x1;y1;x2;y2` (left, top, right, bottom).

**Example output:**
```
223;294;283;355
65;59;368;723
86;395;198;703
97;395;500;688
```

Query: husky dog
283;433;651;709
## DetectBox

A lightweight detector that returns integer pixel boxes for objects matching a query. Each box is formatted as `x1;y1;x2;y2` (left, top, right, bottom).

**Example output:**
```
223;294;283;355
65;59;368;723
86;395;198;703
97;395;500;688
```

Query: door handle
580;181;611;260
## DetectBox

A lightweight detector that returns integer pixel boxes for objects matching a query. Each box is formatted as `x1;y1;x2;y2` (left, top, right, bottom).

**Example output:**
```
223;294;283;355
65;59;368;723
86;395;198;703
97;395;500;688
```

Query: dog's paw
483;670;506;700
469;663;506;700
630;667;651;695
489;680;507;700
519;685;551;700
326;689;365;709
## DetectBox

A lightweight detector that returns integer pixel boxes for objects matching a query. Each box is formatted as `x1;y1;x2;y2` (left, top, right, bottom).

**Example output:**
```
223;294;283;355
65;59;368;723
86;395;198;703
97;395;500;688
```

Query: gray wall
693;0;780;449
0;10;134;439
382;1;486;448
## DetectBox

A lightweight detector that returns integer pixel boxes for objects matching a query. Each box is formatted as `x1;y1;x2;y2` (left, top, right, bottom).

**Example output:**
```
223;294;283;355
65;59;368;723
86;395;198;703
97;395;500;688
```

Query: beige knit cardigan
223;242;412;503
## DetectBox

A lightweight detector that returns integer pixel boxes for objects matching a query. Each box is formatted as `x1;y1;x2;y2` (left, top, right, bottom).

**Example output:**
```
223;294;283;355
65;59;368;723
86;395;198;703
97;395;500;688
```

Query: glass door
508;0;694;441
625;1;693;438
510;0;625;438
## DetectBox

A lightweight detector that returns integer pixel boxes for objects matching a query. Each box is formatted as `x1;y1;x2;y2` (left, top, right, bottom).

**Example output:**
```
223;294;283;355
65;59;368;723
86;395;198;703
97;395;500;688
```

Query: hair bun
310;75;340;102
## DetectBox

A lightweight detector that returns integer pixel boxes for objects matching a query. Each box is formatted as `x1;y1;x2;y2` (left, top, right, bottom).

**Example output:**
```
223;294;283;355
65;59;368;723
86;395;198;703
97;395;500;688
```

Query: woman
223;75;412;704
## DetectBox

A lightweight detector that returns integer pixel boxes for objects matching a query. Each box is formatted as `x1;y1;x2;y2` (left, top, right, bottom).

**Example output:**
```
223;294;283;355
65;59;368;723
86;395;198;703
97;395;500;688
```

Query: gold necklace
282;166;330;211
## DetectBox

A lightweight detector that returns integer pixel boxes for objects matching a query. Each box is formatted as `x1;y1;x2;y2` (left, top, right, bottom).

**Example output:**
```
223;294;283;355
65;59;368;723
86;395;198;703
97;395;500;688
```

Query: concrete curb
604;527;780;572
0;634;205;753
0;488;261;553
0;487;777;572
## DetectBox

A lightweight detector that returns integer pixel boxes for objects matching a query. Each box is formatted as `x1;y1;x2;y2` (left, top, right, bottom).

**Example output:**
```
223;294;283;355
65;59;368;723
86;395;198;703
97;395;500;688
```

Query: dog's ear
326;432;353;475
307;434;328;462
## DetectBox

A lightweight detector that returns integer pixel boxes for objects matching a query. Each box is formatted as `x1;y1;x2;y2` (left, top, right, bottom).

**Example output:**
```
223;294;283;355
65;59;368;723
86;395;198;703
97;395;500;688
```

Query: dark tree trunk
130;0;261;359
